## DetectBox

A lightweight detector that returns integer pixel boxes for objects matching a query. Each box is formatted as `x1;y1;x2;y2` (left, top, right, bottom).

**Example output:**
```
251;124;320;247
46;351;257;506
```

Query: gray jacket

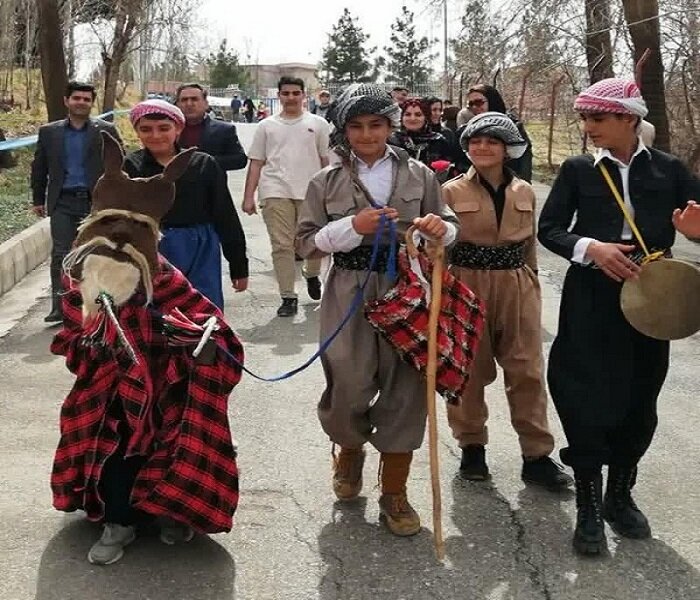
30;117;121;214
296;145;458;260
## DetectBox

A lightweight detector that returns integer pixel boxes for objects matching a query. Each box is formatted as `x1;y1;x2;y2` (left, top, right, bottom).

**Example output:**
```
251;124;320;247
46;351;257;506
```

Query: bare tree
99;0;145;114
37;0;68;121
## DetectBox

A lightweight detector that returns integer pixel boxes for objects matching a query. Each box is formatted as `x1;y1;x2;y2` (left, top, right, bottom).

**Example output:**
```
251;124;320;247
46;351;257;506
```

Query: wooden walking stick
426;238;446;561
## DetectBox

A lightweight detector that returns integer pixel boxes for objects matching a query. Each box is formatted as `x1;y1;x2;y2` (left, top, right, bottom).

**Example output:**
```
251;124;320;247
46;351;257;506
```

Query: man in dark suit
31;81;122;322
175;83;247;171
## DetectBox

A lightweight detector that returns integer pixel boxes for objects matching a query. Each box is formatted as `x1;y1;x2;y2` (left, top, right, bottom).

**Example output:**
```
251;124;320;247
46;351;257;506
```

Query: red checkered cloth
364;246;486;404
50;258;243;533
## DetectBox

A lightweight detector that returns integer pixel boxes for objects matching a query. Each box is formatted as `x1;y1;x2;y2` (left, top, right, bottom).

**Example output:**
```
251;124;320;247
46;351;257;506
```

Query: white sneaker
159;518;195;545
87;523;136;565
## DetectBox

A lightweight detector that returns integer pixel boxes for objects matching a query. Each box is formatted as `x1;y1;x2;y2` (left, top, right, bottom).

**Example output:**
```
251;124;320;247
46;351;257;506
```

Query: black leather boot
459;444;490;480
45;264;64;323
603;466;651;539
573;469;607;556
44;294;63;323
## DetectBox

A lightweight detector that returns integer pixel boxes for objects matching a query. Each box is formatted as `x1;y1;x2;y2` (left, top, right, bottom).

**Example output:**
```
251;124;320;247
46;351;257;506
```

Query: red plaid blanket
50;259;243;533
365;246;485;404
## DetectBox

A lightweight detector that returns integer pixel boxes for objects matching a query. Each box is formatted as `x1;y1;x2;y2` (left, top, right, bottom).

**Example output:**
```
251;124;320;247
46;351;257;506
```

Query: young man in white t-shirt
242;76;330;316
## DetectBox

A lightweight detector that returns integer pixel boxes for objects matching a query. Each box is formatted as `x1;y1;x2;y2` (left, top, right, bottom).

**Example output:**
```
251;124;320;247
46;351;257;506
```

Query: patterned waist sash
333;245;398;273
450;241;526;270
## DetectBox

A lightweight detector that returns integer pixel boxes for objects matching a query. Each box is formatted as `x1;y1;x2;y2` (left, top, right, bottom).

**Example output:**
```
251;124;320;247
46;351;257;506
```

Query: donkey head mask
65;131;195;319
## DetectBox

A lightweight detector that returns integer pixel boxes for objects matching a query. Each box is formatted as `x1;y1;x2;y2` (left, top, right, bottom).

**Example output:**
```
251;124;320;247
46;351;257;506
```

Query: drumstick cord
598;163;665;265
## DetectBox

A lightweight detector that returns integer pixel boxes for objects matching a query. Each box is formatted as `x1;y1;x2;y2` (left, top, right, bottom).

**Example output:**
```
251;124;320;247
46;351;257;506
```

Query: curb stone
0;218;50;297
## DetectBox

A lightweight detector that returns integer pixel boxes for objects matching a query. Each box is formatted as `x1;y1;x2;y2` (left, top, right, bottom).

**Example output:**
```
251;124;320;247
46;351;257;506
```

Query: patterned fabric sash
450;241;526;270
334;245;399;272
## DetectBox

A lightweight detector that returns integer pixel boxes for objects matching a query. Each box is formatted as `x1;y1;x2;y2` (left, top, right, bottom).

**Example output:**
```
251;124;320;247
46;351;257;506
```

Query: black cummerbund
450;241;526;270
333;245;398;272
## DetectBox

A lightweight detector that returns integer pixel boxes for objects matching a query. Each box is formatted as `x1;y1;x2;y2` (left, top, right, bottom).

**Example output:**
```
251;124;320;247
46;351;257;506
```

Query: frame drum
621;258;700;340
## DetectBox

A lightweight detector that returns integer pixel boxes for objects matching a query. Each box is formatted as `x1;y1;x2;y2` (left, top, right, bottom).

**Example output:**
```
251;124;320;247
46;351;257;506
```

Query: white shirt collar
593;136;651;168
352;146;396;169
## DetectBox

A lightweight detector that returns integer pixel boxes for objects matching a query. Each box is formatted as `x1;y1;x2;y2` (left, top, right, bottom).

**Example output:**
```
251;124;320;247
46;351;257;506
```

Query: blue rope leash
232;215;397;382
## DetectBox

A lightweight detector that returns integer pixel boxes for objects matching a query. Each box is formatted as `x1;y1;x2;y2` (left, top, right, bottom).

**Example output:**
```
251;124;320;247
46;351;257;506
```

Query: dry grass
526;118;585;185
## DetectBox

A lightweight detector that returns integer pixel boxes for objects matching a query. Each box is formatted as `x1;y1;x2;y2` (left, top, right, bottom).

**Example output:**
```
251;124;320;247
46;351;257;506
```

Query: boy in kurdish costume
123;100;249;311
443;112;571;489
296;84;459;536
538;78;700;555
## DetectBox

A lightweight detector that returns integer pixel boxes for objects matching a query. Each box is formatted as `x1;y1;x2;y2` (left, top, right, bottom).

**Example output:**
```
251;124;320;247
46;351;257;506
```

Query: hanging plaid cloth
364;245;486;404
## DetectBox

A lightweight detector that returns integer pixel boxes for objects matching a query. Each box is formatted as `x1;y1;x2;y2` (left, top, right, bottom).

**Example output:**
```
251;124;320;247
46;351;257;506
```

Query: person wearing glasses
243;76;330;317
456;84;533;182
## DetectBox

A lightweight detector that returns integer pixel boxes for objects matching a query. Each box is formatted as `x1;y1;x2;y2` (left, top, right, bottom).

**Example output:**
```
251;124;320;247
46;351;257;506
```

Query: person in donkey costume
443;112;572;489
538;78;700;556
296;83;459;537
51;132;243;565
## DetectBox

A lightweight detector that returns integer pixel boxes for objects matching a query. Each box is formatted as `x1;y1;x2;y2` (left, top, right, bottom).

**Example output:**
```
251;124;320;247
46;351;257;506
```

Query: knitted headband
460;111;527;159
130;99;186;128
574;78;648;118
327;83;401;156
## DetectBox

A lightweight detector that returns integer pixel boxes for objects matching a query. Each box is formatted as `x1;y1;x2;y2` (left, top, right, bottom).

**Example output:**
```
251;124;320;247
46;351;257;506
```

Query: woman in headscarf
389;98;457;183
296;83;458;539
443;111;572;490
123;99;248;310
424;95;462;170
456;84;533;181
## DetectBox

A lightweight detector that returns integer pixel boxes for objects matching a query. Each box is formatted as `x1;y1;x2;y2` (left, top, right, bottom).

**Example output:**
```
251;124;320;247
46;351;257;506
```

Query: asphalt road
0;123;697;600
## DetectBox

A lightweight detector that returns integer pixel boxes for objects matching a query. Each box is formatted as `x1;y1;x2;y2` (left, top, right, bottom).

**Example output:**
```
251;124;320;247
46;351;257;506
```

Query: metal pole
443;0;449;99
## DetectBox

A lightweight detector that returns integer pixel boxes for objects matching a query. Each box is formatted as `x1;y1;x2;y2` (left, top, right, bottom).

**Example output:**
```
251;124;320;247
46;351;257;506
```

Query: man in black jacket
31;81;122;323
175;83;247;172
538;78;700;557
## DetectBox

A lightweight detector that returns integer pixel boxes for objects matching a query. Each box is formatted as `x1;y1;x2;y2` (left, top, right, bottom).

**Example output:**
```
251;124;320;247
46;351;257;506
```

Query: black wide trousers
547;266;669;470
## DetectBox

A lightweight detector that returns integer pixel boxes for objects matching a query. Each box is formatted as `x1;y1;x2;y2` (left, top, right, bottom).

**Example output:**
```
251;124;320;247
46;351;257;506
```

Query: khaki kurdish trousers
261;198;322;298
318;267;427;453
446;265;555;457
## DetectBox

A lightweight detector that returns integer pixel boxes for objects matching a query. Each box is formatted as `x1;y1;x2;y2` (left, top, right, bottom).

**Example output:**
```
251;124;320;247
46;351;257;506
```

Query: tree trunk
517;69;533;118
584;0;614;83
102;1;142;115
548;75;566;170
37;0;68;121
622;0;670;151
65;0;76;79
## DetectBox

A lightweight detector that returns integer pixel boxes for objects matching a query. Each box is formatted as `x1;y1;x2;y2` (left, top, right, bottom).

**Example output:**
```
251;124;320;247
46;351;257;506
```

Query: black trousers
49;192;91;302
98;415;147;526
548;266;669;470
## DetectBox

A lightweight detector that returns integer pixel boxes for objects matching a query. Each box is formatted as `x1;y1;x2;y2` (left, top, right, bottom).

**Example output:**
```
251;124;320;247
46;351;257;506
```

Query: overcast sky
197;0;458;66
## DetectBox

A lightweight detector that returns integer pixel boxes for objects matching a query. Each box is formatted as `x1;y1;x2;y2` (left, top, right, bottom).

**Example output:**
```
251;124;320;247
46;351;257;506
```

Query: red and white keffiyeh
130;99;186;128
574;78;648;118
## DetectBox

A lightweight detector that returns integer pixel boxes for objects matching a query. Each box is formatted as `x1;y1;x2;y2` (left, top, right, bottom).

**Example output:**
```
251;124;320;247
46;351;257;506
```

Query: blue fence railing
0;109;131;152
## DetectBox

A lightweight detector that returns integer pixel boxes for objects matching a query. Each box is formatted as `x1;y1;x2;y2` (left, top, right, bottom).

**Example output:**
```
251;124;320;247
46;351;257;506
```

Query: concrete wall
0;219;50;297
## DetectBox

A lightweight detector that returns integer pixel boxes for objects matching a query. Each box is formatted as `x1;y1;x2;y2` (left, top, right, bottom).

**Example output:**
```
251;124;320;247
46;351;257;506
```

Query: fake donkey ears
92;131;196;221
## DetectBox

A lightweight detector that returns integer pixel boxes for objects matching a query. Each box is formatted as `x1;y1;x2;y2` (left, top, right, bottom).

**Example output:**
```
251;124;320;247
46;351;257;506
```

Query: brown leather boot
378;452;420;536
332;446;365;501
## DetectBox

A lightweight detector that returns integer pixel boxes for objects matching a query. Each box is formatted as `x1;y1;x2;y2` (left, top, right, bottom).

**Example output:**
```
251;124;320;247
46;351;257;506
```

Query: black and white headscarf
460;111;527;159
327;83;401;157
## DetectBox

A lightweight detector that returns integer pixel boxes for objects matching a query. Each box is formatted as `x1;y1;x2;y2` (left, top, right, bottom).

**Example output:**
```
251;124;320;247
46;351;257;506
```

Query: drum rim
621;258;700;340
